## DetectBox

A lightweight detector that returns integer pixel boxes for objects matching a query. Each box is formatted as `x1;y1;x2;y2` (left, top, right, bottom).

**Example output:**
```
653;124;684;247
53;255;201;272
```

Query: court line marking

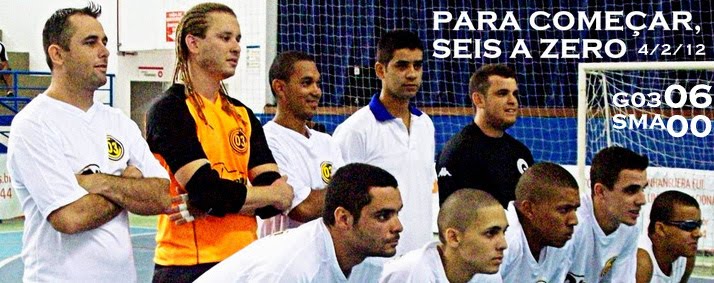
0;254;20;269
0;229;158;269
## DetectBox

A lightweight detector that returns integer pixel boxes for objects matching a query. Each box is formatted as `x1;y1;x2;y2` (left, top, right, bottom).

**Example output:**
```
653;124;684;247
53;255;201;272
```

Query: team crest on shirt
564;272;585;283
600;256;617;279
229;128;248;154
79;164;101;175
320;161;333;184
517;158;529;174
107;135;124;161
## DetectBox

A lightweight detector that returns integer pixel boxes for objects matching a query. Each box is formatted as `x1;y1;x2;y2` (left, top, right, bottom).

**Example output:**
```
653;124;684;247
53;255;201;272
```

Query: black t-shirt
436;123;534;207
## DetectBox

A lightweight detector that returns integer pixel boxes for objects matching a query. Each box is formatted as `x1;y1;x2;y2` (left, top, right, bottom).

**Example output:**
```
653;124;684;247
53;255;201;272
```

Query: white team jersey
7;93;168;282
195;219;381;283
567;194;640;283
380;241;449;283
260;121;344;237
333;98;436;256
638;235;687;283
497;202;575;282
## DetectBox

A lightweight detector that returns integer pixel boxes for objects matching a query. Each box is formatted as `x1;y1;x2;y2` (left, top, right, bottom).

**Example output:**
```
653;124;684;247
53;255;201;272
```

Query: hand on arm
10;128;133;234
47;193;122;234
166;194;204;225
266;143;324;222
47;164;146;234
169;160;294;224
245;163;294;214
76;165;171;215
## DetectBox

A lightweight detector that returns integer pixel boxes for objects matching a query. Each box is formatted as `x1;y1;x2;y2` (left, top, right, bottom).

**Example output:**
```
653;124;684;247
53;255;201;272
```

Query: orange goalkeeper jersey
146;84;275;265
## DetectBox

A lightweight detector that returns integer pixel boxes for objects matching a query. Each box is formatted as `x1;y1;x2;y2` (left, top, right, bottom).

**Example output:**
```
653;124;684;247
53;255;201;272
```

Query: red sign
138;66;165;78
166;11;184;42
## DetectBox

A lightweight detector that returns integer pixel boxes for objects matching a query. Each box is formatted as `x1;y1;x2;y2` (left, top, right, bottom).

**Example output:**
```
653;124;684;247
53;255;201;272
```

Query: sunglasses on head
664;220;702;232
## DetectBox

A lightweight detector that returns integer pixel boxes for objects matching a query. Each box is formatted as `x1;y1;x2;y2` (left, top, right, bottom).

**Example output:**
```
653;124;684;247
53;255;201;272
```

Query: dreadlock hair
173;2;244;127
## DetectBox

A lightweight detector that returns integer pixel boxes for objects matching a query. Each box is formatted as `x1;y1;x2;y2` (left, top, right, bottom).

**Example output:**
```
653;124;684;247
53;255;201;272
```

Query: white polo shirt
638;235;687;283
333;94;436;256
497;201;575;282
7;93;169;283
260;121;344;237
380;241;448;283
568;194;640;283
195;219;381;283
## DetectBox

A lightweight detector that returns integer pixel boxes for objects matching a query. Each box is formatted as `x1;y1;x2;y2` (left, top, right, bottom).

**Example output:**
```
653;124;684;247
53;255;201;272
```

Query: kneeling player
196;163;403;282
636;190;702;283
380;189;507;283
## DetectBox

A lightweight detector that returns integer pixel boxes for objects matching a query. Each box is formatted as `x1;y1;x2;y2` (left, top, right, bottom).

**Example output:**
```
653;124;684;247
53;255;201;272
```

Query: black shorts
152;262;218;283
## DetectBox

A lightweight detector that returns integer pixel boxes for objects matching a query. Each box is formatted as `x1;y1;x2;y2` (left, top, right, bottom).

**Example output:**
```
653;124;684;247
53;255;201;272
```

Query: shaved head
515;162;579;204
437;189;501;243
515;162;581;248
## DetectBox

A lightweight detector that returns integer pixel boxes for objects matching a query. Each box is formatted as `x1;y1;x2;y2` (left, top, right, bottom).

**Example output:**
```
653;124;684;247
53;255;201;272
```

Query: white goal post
576;61;714;190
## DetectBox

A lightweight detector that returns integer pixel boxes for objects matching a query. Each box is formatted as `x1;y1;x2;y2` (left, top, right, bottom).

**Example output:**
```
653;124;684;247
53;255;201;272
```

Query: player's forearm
287;189;325;223
81;174;171;215
238;185;282;214
111;177;171;215
47;194;122;234
244;165;293;216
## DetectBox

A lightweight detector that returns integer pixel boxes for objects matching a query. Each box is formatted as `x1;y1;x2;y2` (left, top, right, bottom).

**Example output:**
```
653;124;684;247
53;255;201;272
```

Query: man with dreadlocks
8;2;171;282
145;3;294;282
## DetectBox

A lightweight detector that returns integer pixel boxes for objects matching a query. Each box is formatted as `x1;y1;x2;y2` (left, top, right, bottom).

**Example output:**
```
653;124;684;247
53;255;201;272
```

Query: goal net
272;0;714;251
577;61;714;185
274;1;714;168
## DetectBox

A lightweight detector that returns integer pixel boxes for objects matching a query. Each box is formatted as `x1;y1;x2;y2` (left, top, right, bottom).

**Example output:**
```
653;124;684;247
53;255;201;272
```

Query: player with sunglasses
636;190;702;283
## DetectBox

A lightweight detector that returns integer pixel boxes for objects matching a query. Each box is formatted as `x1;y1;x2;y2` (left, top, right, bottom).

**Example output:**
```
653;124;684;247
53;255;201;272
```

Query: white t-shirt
567;194;640;283
333;95;436;256
497;202;574;282
260;121;344;237
638;235;687;283
7;94;168;283
380;241;448;283
195;219;381;283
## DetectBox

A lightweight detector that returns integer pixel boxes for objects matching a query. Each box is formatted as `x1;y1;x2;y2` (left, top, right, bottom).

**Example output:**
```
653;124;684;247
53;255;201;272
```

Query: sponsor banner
0;155;21;220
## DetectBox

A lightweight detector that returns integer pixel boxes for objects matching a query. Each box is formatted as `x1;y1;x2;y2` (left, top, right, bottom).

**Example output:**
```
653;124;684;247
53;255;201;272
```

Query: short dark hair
516;162;579;203
437;189;500;243
323;163;398;225
648;190;700;234
43;2;102;70
376;30;423;65
590;146;649;192
468;64;517;96
268;51;315;97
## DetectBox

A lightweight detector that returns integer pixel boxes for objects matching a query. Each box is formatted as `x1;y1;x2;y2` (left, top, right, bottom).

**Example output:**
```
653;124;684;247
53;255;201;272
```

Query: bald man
380;189;507;283
492;162;581;282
